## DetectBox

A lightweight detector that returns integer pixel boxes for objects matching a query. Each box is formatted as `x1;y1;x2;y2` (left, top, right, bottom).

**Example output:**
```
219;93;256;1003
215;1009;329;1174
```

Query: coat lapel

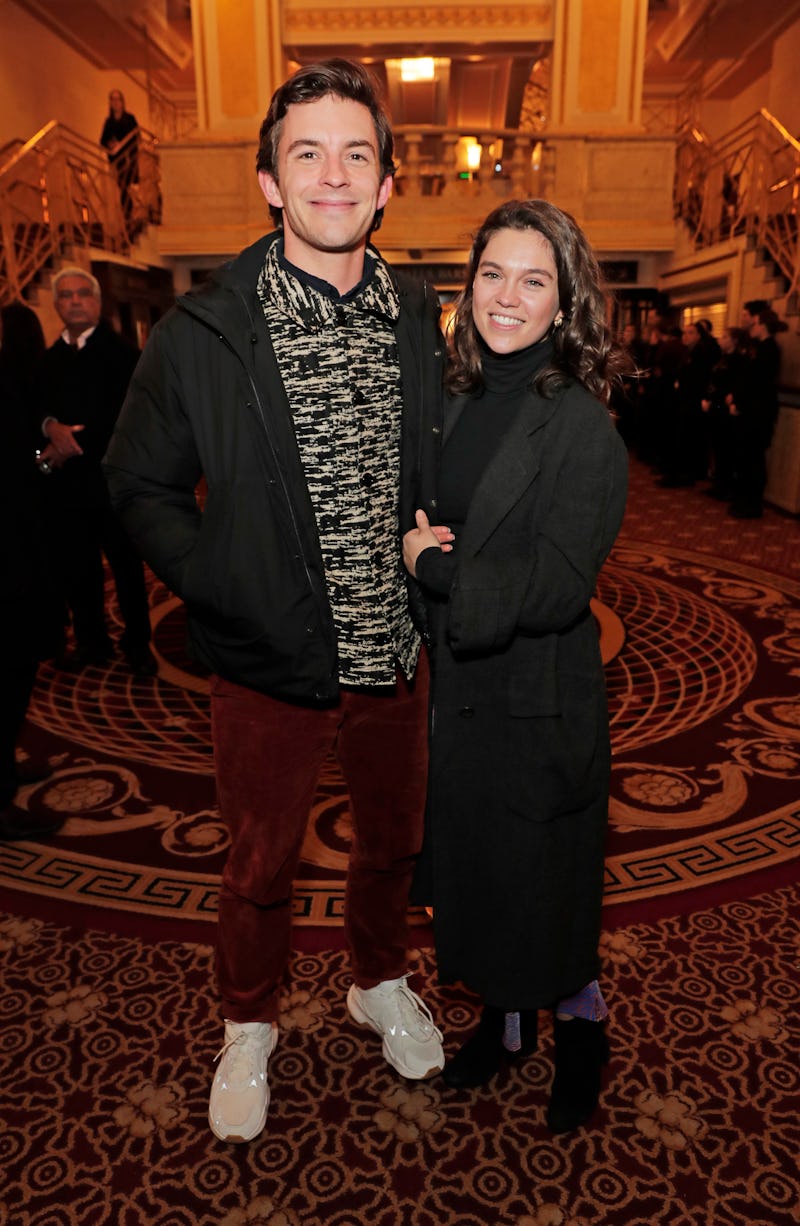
458;388;562;556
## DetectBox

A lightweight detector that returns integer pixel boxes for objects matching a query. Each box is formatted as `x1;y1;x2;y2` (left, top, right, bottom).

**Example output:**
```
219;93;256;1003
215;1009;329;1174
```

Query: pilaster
550;0;647;131
191;0;284;136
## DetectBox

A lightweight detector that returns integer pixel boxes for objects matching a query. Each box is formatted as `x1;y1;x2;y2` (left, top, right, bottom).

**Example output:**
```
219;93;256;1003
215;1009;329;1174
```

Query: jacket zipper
181;292;328;638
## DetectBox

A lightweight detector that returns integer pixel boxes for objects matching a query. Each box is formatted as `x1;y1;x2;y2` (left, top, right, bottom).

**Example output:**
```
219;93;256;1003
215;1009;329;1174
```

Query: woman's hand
403;509;454;577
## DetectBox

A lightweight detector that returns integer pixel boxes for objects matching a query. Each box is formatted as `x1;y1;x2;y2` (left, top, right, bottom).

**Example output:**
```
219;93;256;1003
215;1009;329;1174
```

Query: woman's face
472;227;561;355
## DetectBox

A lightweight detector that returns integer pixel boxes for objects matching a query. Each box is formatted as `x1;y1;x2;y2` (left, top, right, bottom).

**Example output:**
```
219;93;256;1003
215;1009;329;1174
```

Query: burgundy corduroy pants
210;653;429;1023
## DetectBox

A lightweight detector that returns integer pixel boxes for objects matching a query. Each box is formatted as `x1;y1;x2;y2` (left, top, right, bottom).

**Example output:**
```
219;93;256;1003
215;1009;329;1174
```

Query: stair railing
0;120;161;306
674;108;800;299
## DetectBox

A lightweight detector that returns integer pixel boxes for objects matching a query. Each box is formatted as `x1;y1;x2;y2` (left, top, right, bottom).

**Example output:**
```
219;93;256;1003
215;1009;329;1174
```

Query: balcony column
191;0;284;135
400;133;423;197
477;133;496;189
510;136;533;197
440;133;460;198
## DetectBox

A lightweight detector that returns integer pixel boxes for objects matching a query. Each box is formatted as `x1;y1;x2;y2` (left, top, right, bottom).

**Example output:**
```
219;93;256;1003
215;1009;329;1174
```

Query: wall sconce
466;141;482;171
400;57;435;82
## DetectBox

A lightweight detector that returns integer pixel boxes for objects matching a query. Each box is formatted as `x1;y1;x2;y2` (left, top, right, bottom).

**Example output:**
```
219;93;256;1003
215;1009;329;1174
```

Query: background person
403;198;628;1134
728;304;785;518
100;89;139;227
38;267;154;675
0;302;63;841
104;59;445;1145
701;325;749;501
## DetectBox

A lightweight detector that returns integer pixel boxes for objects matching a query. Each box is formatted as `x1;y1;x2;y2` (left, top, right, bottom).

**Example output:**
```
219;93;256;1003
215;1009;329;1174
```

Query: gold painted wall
551;0;646;130
578;0;622;114
215;2;259;119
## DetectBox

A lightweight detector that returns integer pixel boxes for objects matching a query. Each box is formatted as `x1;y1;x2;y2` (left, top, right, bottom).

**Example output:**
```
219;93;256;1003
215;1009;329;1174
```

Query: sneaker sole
207;1095;268;1144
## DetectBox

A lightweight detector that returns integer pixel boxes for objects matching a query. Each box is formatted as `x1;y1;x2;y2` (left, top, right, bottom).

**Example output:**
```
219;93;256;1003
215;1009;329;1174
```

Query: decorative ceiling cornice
284;4;554;42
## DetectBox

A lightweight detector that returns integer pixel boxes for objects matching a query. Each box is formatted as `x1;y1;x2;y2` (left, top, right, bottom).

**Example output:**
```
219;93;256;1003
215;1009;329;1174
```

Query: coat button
430;498;437;509
459;706;475;718
432;426;441;435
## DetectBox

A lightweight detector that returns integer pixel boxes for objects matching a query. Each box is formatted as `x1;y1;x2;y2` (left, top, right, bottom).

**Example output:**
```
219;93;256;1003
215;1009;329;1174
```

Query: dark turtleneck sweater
416;337;553;597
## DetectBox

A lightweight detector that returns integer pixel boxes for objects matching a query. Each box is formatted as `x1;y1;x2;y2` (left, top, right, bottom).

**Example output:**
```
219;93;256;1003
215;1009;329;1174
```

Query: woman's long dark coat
413;379;629;1010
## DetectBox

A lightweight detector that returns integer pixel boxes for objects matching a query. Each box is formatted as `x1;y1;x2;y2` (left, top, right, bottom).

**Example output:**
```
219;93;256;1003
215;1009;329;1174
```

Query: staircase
673;107;800;317
0;119;161;307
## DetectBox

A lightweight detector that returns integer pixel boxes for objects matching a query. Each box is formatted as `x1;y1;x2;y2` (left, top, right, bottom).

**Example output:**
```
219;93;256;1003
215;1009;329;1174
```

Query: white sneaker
208;1019;277;1143
347;976;444;1080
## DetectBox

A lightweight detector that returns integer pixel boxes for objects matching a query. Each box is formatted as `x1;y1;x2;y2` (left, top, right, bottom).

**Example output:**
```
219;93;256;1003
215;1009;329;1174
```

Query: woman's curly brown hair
446;198;625;404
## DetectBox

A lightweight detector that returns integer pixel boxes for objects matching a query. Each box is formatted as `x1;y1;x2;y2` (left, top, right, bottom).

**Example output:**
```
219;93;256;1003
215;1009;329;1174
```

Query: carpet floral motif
1;883;798;1226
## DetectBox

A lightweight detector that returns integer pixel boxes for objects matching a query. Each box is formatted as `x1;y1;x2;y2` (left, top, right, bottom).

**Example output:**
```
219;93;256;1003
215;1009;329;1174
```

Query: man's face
55;275;101;334
258;94;392;271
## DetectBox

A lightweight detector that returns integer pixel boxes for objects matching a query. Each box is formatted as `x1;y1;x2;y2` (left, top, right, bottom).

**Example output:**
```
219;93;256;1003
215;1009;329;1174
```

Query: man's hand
402;509;454;578
45;420;85;460
35;443;65;472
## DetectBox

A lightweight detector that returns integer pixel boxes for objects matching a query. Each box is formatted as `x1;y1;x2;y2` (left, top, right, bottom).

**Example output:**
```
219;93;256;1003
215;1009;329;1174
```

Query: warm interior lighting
400;57;435;82
466;141;482;170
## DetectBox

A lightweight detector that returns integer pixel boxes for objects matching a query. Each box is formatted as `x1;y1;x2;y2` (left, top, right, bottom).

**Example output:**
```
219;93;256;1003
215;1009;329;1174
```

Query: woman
403;199;628;1133
100;89;139;225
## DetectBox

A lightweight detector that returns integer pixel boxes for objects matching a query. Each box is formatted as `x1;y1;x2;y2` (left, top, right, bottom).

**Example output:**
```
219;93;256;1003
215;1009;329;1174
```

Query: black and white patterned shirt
257;240;419;687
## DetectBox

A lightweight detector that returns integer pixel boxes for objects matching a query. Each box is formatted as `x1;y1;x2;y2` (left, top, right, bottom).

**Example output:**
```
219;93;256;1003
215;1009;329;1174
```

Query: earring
553;315;564;329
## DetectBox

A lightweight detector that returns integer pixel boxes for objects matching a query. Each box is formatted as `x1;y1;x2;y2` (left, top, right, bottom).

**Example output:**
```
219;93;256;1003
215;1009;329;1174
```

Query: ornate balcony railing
0;120;161;306
156;123;676;259
391;126;547;199
674;108;800;298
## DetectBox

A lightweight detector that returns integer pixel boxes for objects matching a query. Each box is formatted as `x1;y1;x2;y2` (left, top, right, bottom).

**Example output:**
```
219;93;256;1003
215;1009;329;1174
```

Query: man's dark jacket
103;233;444;704
40;319;140;508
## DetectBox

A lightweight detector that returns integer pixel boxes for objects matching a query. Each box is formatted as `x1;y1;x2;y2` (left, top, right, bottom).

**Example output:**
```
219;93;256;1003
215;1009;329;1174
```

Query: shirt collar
259;237;400;332
61;325;97;350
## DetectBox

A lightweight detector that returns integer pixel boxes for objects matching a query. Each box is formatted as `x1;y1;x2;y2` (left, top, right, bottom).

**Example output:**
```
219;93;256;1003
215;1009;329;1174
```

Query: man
728;304;784;518
740;298;768;337
38;268;155;675
103;59;445;1144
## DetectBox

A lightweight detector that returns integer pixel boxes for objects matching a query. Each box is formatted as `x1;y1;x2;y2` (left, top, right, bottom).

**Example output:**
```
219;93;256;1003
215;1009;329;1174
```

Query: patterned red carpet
3;459;799;936
2;885;798;1225
1;458;799;1224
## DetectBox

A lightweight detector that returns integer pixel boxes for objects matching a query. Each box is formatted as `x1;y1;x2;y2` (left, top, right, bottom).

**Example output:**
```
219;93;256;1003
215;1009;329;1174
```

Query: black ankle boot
444;1007;538;1089
546;1017;609;1134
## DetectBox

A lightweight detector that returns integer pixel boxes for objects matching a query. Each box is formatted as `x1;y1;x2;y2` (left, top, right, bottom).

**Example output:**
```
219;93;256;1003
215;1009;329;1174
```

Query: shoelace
214;1029;263;1078
392;977;442;1040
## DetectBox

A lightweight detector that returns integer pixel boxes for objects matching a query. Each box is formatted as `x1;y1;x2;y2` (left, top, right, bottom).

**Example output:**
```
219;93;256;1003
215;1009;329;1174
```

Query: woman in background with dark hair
403;199;628;1133
100;89;139;226
0;302;63;840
